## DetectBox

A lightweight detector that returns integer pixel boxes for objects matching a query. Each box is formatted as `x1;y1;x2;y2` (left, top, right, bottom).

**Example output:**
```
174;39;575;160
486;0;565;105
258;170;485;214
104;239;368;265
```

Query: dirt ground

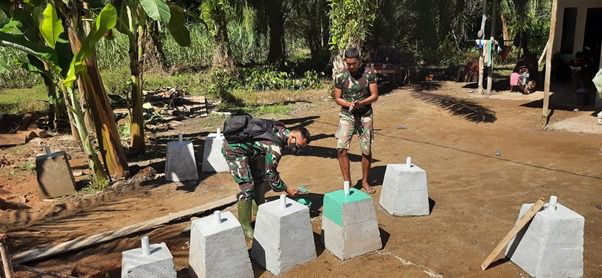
1;81;601;277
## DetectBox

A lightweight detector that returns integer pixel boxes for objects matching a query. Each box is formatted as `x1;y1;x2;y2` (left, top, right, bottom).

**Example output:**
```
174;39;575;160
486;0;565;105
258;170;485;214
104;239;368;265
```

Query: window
560;7;578;54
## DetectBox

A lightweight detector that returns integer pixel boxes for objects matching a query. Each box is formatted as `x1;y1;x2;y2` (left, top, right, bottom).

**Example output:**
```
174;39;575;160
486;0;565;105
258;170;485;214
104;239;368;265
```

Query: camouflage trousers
335;112;374;156
221;142;275;202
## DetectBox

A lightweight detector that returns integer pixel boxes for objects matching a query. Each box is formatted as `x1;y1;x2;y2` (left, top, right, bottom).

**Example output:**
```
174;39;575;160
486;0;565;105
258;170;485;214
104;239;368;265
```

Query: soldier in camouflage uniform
222;120;311;238
334;47;379;194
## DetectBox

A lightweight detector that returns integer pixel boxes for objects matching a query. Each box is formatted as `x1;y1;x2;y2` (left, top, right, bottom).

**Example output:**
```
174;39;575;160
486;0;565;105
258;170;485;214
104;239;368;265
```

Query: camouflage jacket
334;66;377;116
223;125;289;191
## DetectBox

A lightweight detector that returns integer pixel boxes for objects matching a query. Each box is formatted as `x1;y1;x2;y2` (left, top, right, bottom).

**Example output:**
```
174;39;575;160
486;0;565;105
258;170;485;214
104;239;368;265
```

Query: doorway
583;8;602;69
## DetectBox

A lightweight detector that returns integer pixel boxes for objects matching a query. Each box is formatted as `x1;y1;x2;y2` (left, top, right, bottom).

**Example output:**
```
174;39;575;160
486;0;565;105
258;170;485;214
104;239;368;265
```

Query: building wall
553;0;602;68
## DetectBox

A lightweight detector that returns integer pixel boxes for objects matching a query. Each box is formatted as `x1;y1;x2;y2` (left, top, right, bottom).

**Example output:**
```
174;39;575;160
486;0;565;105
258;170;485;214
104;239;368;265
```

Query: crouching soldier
221;115;311;238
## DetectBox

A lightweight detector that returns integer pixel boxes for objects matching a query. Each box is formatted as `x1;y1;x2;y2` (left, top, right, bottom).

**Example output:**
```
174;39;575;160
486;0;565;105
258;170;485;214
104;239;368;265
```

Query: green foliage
0;86;47;114
166;4;190;46
329;0;376;50
209;66;322;94
101;65;131;94
0;47;41;88
39;4;63;48
139;0;171;23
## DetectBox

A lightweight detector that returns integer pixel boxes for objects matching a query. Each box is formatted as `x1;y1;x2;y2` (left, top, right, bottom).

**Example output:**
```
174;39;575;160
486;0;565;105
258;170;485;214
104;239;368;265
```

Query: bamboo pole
0;234;14;278
486;0;497;96
477;0;487;95
541;0;558;127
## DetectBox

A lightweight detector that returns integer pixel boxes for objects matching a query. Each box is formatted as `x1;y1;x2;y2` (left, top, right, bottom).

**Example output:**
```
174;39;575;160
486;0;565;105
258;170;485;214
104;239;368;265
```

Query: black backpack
223;115;286;146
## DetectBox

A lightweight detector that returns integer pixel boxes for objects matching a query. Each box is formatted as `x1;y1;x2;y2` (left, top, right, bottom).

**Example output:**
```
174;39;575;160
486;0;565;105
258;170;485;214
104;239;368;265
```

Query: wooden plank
12;195;238;264
16;113;34;131
481;199;545;270
13;264;76;278
0;134;27;146
0;234;14;278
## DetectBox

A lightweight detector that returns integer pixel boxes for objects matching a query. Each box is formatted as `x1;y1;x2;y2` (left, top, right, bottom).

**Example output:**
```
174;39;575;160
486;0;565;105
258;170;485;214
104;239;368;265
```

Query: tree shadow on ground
411;81;442;92
295;145;380;162
279;115;320;129
411;91;497;123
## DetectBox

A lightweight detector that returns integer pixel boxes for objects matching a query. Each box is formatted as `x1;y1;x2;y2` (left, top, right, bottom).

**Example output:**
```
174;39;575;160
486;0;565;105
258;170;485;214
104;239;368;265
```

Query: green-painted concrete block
323;188;372;226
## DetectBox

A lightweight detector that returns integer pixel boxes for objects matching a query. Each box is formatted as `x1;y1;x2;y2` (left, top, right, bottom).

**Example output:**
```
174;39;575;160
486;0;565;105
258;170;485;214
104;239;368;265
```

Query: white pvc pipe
178;133;183;142
280;194;287;209
45;146;51;154
141;236;150;256
343;181;350;196
214;210;222;224
406;156;412;168
549;195;558;211
217;128;221;137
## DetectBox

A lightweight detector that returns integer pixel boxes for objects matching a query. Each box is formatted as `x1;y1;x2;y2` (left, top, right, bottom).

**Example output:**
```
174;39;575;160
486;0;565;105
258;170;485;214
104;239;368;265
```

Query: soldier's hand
285;186;299;196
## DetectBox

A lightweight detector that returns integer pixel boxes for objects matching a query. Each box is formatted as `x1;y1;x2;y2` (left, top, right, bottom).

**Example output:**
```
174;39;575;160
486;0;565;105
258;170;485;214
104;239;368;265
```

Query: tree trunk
542;0;558;127
64;8;129;180
143;22;168;73
42;75;58;130
210;3;234;69
500;12;509;43
130;26;145;154
266;0;285;64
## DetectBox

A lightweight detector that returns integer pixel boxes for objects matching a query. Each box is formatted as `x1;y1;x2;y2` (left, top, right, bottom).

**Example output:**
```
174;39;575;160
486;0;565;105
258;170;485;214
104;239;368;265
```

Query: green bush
207;67;322;104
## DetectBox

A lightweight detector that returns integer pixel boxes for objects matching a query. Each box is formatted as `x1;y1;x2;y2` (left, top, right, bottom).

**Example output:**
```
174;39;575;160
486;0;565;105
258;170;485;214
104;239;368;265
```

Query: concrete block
165;135;198;181
202;130;229;173
251;196;317;275
505;202;584;278
35;149;76;199
379;161;429;216
122;242;176;278
322;188;382;260
189;211;253;278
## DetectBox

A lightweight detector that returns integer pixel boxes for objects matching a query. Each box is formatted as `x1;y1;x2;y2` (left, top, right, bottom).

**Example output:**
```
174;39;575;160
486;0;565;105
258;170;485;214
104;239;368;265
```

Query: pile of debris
113;87;209;131
0;113;50;147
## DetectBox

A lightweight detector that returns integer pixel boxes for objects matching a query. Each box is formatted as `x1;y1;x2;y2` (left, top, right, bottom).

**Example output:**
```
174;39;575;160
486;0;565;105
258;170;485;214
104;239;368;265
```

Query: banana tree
113;0;190;154
0;2;69;132
54;0;129;180
0;3;110;186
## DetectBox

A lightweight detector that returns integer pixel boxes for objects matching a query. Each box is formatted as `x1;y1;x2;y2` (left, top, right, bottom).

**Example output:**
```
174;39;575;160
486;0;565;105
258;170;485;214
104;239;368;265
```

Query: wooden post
541;0;558;127
486;0;497;96
478;0;487;94
0;234;14;278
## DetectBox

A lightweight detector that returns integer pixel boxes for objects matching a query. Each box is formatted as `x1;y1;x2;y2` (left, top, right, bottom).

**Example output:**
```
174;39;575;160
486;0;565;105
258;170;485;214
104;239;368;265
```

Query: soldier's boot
252;182;266;216
238;200;254;239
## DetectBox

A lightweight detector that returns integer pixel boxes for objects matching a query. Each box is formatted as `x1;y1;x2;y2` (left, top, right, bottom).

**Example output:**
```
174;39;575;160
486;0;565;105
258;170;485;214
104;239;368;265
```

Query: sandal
363;185;376;194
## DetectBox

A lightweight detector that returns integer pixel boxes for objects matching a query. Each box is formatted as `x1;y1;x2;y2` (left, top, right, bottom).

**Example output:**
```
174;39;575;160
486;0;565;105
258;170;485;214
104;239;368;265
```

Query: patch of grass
198;114;229;129
144;72;210;94
253;103;295;115
100;66;131;96
0;85;48;114
15;162;36;172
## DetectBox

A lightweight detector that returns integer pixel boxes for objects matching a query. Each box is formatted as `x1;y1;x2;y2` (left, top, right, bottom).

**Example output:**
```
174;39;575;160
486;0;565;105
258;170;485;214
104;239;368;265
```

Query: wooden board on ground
16;113;35;131
184;95;207;117
12;195;238;264
481;199;545;270
0;134;27;146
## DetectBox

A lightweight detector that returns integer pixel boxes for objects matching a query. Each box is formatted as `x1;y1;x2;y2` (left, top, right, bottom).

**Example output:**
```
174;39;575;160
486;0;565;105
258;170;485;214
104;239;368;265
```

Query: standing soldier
334;47;379;194
222;116;311;238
